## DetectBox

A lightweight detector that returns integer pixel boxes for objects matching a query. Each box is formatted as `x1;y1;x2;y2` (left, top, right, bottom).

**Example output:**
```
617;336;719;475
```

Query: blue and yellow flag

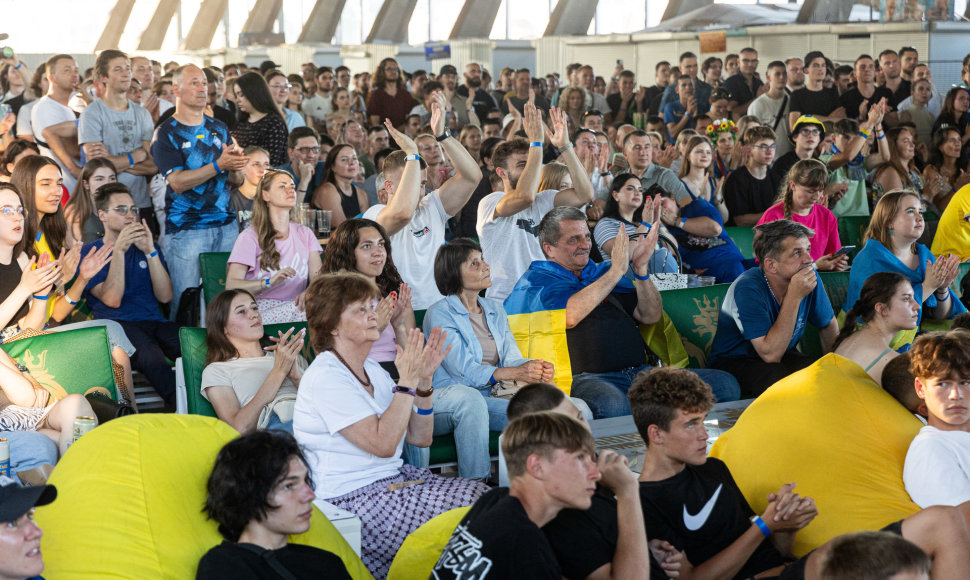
504;260;634;395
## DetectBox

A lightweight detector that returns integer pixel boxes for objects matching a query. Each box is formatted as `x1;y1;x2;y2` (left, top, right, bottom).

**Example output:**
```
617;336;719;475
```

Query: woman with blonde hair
226;170;323;324
459;124;483;165
755;158;847;271
561;87;587;134
538;161;571;193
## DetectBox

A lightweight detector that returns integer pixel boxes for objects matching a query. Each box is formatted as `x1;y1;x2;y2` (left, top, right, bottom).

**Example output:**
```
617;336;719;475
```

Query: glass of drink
318;210;332;237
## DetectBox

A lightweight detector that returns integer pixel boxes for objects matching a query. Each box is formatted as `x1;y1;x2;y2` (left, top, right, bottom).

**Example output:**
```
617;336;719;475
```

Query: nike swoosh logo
683;484;723;531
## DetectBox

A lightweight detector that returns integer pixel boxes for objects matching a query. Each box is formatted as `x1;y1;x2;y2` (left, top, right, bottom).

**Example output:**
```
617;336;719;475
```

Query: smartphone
610;152;628;170
833;245;856;257
1;47;13;59
617;59;623;67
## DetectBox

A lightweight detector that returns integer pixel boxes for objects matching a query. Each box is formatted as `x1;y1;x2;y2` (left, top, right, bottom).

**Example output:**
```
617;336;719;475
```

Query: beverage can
72;416;97;444
0;438;9;477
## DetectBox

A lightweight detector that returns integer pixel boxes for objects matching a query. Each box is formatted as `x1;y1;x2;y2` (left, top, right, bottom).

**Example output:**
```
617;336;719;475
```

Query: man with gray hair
504;206;739;419
708;219;838;397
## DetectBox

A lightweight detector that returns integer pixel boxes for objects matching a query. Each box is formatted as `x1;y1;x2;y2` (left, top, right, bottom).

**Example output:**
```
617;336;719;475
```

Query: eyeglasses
798;128;821;136
0;205;25;219
583;110;603;118
269;83;291;91
295;146;321;155
741;59;759;65
753;143;777;151
110;206;140;216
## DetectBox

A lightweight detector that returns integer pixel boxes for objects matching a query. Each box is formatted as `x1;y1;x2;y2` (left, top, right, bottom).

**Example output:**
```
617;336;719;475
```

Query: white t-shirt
293;351;403;499
476;189;558;301
301;93;332;123
201;353;301;408
903;426;970;508
31;96;79;192
362;190;448;310
748;92;792;158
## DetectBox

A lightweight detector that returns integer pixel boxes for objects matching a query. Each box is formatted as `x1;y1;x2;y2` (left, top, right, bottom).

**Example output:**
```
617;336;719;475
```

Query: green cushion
1;327;118;400
199;252;231;305
429;430;502;466
953;262;970;299
180;322;314;419
414;309;426;330
724;226;756;259
659;284;730;368
837;216;870;255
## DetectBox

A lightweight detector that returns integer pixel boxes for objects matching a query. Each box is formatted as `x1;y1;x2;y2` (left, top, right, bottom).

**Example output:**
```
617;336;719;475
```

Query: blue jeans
401;384;509;479
163;221;238;317
2;430;58;472
571;364;741;419
431;384;509;480
264;411;293;434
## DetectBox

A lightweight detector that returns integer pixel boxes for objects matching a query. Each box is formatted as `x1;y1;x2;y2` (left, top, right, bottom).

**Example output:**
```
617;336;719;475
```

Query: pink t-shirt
756;202;841;261
228;223;323;302
368;322;397;362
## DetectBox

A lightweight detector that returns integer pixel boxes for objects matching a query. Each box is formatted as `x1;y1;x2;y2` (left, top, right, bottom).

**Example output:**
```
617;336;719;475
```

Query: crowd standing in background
3;42;970;579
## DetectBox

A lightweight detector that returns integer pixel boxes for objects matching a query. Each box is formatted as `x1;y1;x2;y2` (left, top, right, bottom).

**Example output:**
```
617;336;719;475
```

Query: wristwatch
392;385;416;397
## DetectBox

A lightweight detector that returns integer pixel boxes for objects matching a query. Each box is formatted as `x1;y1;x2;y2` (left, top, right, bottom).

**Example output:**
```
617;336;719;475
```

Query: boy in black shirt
432;412;602;580
198;431;351;580
788;51;845;129
723;125;778;226
629;367;970;580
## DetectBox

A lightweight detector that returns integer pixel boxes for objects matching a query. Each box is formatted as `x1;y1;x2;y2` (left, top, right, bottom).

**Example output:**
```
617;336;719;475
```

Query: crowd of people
2;42;970;579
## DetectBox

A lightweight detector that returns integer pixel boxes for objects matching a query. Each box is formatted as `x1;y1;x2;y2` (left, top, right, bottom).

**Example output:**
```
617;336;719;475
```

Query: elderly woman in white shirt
293;272;489;579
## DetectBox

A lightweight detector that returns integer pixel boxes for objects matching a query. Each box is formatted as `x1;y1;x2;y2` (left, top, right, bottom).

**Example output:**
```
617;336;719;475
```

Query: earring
888;227;894;237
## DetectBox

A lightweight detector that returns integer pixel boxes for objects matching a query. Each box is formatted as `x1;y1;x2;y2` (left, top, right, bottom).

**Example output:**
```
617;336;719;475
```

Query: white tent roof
642;2;878;33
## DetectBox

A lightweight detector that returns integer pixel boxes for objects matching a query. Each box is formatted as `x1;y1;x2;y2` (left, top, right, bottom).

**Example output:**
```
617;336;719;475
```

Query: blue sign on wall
425;41;451;61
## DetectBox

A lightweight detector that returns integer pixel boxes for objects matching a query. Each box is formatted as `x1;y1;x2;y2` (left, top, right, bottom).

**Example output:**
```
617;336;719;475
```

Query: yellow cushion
709;353;923;556
387;506;471;580
34;414;372;579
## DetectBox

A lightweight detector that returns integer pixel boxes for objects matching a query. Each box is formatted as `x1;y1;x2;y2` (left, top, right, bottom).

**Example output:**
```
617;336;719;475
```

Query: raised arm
547;107;594;208
827;100;884;171
438;92;484;216
372;118;422;236
493;102;544;218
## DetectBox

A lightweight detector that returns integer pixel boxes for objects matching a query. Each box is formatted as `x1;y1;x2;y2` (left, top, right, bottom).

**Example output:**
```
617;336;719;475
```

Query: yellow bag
640;311;690;368
710;354;922;556
387;506;471;580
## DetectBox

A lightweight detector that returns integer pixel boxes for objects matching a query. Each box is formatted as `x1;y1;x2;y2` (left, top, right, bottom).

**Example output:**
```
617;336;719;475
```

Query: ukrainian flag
504;260;634;395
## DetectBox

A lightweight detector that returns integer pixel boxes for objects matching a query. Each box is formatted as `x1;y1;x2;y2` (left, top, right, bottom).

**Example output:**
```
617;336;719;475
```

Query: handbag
257;393;297;429
85;392;136;423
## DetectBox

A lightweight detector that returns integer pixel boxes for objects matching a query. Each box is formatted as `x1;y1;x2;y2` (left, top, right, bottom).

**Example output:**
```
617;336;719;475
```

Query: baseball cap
439;65;457;76
0;482;56;523
789;114;825;144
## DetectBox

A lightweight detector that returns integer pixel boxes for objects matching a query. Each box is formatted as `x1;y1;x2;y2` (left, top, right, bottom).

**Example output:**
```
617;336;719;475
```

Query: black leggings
710;350;813;399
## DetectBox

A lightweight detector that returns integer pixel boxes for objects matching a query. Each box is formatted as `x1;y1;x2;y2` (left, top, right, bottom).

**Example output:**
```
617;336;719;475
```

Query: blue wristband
633;271;651;281
488;374;497;385
751;515;771;537
65;295;78;305
679;217;687;229
127;153;135;167
416;406;434;416
148;250;159;259
405;154;420;162
32;294;49;301
264;278;272;288
212;160;222;174
876;133;886;140
530;141;543;148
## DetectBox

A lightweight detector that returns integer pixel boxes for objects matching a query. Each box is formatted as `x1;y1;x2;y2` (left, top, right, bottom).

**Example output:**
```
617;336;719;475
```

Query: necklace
331;349;371;388
764;271;780;305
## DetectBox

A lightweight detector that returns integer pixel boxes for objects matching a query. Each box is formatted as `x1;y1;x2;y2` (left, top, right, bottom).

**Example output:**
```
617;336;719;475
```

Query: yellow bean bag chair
34;414;373;579
387;506;471;580
709;353;922;557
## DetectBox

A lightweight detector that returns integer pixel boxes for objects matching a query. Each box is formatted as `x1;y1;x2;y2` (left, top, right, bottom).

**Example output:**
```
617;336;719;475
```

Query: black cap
0;483;56;522
259;60;280;74
439;65;457;76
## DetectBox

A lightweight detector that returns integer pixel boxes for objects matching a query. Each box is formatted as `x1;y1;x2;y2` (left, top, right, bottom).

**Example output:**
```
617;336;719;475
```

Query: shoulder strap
772;95;789;132
234;543;300;580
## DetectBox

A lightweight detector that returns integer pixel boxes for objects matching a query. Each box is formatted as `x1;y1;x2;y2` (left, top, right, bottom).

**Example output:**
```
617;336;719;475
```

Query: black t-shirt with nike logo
639;458;788;579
